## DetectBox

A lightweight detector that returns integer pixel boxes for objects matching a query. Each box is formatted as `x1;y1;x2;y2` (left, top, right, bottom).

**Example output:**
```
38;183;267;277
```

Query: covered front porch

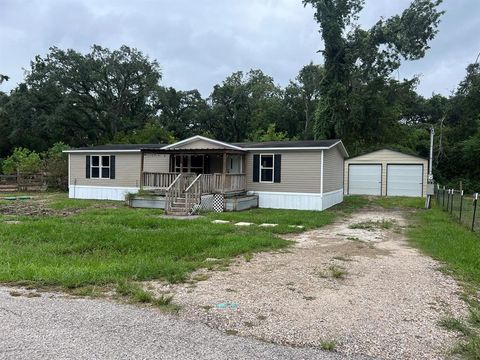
140;149;247;195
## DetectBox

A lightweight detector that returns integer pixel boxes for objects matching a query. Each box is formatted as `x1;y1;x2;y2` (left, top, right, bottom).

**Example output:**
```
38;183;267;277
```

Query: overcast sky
1;0;479;97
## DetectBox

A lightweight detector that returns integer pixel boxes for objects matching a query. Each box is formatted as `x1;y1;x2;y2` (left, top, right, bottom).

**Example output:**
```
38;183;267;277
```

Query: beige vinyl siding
143;153;170;172
344;149;428;196
323;147;344;193
172;139;225;150
69;152;142;187
246;151;321;193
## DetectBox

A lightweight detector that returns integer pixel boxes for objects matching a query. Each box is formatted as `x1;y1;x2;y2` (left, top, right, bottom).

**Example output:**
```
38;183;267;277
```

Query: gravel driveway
0;287;365;360
153;208;467;359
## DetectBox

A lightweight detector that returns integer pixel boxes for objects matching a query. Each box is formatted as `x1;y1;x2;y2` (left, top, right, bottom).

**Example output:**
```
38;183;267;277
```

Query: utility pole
426;126;435;209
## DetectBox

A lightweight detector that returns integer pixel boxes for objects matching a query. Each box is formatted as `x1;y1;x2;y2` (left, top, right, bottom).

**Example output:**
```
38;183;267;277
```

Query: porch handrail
165;174;183;213
184;174;203;214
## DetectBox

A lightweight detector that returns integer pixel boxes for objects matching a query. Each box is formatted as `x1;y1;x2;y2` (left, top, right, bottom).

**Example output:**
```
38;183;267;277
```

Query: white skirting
69;185;139;201
247;189;343;211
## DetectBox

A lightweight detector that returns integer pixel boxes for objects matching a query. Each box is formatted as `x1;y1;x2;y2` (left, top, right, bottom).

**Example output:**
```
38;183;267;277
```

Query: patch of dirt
0;199;80;217
149;208;467;360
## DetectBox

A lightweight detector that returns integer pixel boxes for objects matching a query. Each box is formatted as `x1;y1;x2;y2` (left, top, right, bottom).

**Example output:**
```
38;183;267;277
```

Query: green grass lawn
406;201;480;359
0;193;366;289
408;206;480;285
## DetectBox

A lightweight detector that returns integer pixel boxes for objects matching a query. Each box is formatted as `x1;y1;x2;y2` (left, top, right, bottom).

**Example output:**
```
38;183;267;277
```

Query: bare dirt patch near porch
151;209;467;359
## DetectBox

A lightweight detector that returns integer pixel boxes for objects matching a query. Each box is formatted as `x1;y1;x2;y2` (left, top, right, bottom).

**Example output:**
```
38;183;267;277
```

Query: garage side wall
344;149;428;197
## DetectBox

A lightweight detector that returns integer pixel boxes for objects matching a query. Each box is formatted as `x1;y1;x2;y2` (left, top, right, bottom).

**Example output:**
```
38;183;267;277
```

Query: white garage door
387;165;423;197
348;165;382;195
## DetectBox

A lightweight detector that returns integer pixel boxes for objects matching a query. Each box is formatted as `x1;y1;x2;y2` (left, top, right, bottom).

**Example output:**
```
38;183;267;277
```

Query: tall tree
157;87;210;139
22;45;162;146
286;63;324;139
207;70;284;142
303;0;444;146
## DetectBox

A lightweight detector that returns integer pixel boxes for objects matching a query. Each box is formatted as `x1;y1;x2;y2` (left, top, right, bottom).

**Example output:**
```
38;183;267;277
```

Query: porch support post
222;151;227;173
222;151;227;193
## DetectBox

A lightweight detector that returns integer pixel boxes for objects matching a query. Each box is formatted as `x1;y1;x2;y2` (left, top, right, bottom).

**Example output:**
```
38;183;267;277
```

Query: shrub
2;147;42;175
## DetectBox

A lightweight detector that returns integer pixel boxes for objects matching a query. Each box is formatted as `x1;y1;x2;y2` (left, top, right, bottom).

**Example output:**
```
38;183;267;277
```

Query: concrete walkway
0;287;366;360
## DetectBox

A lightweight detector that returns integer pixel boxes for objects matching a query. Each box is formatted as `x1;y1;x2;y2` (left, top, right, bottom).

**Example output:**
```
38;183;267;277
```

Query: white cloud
1;0;479;98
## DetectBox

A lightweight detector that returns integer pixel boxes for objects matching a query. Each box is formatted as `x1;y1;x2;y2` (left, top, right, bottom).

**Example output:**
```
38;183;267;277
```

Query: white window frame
259;154;274;183
91;155;111;179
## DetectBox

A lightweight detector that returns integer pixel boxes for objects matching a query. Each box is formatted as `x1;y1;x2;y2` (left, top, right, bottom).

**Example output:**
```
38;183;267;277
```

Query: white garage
344;149;428;197
386;164;423;197
348;164;382;195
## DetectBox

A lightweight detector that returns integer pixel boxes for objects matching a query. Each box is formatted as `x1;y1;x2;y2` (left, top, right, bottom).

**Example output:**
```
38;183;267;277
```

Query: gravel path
0;287;365;360
153;209;467;359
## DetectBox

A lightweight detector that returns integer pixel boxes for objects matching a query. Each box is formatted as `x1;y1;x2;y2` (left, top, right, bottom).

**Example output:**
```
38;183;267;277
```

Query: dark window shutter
86;156;90;178
110;155;116;179
274;154;281;183
253;155;260;182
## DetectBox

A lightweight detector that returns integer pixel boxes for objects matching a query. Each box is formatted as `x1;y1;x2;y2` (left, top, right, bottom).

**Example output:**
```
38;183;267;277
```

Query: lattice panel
199;194;214;211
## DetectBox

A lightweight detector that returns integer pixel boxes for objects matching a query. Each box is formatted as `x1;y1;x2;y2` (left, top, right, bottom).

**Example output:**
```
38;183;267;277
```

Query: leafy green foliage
2;147;42;174
302;0;444;147
43;142;70;189
249;123;292;142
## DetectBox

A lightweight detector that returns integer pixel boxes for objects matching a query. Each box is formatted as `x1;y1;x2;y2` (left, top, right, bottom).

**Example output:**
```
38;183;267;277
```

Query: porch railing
213;173;246;193
142;172;246;194
143;172;179;189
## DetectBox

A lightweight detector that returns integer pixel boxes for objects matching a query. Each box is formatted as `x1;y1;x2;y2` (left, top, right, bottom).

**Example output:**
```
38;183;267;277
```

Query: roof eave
63;149;142;153
163;135;245;151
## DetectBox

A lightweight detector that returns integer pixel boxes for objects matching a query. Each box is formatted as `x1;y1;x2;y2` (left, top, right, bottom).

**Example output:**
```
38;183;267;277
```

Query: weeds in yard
333;255;352;262
319;339;336;351
439;317;471;336
349;220;394;231
346;236;362;242
317;265;347;279
329;266;347;279
115;281;180;313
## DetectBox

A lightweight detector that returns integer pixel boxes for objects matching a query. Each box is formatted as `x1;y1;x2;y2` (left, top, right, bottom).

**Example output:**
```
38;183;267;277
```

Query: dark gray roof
67;139;345;152
68;144;167;151
232;139;341;148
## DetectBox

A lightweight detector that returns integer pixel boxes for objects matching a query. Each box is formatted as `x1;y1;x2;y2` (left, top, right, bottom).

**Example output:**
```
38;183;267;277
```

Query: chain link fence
436;185;479;232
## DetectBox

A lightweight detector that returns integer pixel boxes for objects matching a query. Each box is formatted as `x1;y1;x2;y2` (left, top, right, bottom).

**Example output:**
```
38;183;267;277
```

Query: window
259;154;274;183
91;155;110;179
173;154;205;174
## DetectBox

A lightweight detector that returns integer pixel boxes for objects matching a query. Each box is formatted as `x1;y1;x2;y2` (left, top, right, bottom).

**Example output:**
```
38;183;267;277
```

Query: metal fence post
473;193;478;232
443;186;446;207
459;190;464;222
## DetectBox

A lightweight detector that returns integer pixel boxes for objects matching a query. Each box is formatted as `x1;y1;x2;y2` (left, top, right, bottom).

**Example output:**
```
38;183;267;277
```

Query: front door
228;155;242;173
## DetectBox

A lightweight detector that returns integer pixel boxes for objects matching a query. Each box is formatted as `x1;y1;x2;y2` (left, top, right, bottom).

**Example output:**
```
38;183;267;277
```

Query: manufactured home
65;136;348;213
